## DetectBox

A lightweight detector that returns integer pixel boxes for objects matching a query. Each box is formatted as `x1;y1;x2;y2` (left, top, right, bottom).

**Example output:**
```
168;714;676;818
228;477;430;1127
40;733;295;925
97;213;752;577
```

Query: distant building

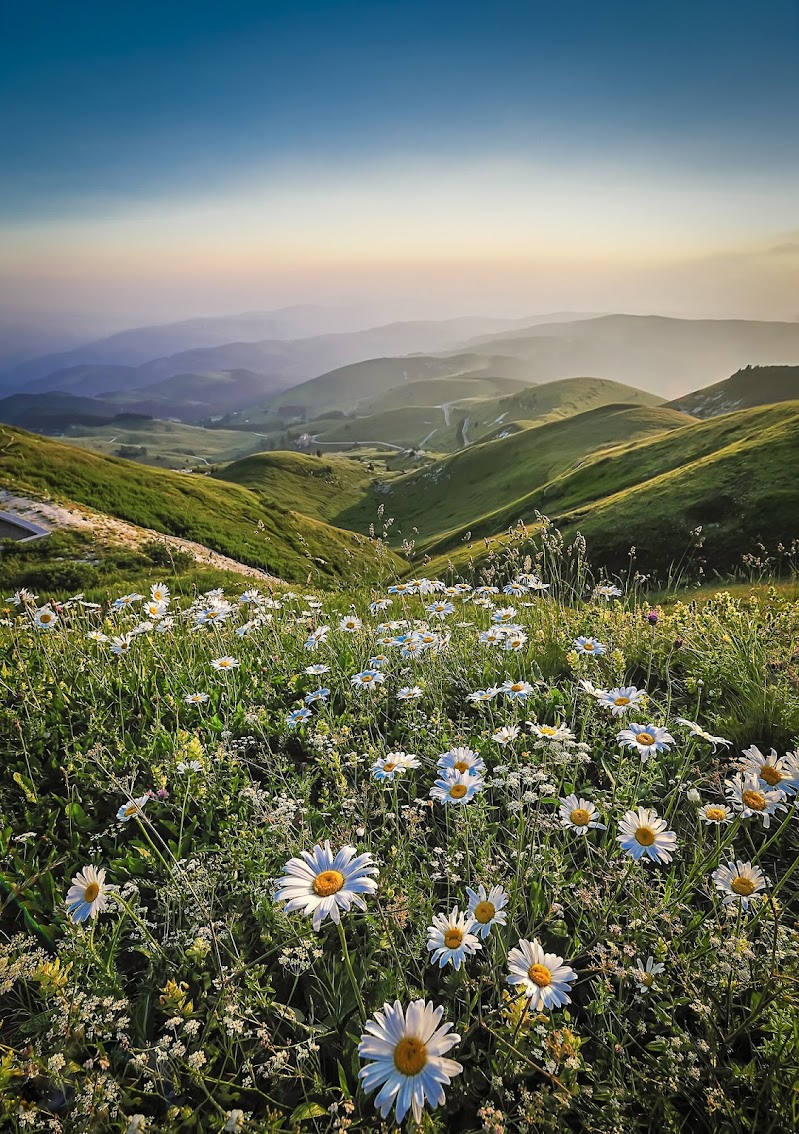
295;433;313;449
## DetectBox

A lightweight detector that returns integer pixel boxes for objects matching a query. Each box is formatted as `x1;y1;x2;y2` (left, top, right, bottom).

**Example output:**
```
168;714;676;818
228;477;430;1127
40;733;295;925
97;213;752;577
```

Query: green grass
312;405;449;448
0;427;403;586
335;403;693;548
668;364;799;419
422;401;799;581
1;561;798;1133
60;418;272;469
360;373;530;413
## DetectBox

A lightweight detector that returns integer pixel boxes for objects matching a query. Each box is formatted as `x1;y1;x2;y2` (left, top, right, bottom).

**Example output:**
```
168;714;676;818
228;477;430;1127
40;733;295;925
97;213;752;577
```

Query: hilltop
667;364;799;418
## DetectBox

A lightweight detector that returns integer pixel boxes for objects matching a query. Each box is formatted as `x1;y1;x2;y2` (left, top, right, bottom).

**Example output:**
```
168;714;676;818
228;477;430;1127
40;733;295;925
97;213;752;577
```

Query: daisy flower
437;746;485;776
503;631;528;652
339;615;362;632
305;663;330;675
558;794;605;833
397;685;423;700
479;627;505;646
617;723;675;760
369;598;392;613
358;1000;463;1126
150;583;170;604
593;583;623;599
211;656;239;672
699;802;733;825
33;605;58;629
65;865;111;923
467;688;495;704
492;724;520;746
617;806;677;863
491;606;518;625
177;760;202;774
274;840;378;931
516;574;549;591
372;752;421;780
725;772;786;828
427;908;482;969
287;707;313;728
109;634;134;655
387;582;414;596
426;600;455;618
429;770;485;805
598;686;646;716
368;654;389;669
304;687;330;704
350;669;385;689
675;718;731;749
739;745;799;795
574;636;606;656
506;938;577;1010
530;722;574;742
465;884;509;938
304;626;330;649
117;796;149;823
112;593;143;610
143;600;168;620
499;679;535;701
503;580;528;595
712;860;769;909
184;691;209;705
86;630;109;643
633;956;665;992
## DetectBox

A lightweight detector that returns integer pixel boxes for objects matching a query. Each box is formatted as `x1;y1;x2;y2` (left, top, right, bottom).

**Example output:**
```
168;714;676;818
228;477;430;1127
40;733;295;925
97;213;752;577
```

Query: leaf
289;1101;328;1123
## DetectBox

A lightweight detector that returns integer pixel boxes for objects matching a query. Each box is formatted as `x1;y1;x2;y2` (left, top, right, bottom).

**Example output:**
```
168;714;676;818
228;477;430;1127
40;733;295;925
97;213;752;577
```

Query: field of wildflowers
2;554;799;1133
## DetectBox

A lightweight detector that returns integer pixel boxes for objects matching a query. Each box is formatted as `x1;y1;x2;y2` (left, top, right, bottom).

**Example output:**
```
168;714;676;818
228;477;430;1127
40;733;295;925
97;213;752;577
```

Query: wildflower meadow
2;557;799;1133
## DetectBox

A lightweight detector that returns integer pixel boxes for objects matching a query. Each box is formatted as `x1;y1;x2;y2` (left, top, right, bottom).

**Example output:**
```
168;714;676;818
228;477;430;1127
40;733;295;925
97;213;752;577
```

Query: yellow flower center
124;803;140;817
636;732;655;746
40;613;52;623
583;642;595;651
312;870;345;897
383;762;396;772
528;963;552;987
454;760;470;772
449;783;468;799
443;928;464;948
361;674;373;682
742;789;766;811
640;972;654;987
393;1036;427;1076
759;765;782;786
731;876;755;896
510;683;524;692
614;696;630;706
474;900;496;924
634;825;656;846
570;807;591;827
705;806;727;822
540;727;556;736
83;882;100;902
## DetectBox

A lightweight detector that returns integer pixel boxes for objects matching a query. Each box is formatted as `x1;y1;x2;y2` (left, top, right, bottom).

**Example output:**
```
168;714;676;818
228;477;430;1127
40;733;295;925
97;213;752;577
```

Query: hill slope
0;428;401;585
213;451;377;522
334;403;694;545
667;365;799;418
421;402;799;579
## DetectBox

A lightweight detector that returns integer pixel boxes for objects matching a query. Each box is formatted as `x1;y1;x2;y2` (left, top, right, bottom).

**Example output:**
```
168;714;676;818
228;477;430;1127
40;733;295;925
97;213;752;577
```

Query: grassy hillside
60;418;271;469
103;368;282;421
213;450;378;521
311;405;449;449
0;390;124;429
0;428;402;585
360;372;529;412
334;403;693;545
668;364;799;418
421;402;799;579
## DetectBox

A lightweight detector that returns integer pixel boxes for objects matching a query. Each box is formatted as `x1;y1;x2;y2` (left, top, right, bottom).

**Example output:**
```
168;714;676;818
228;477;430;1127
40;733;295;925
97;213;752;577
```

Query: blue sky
2;1;798;324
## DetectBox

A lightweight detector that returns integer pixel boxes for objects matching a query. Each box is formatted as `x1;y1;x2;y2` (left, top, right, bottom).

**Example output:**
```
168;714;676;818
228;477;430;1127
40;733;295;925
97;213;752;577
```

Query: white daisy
529;722;574;742
597;686;646;716
725;772;786;828
503;631;528;652
287;707;313;728
372;752;421;780
492;725;520;745
437;747;486;776
350;669;385;689
33;605;58;629
65;865;110;923
506;938;577;1010
426;908;482;969
150;583;170;604
633;956;665;992
274;841;378;931
479;627;505;646
184;691;209;704
699;802;733;825
617;806;677;864
491;606;518;625
112;593;143;610
429;770;485;805
712;860;769;909
739;745;799;795
558;794;605;833
305;663;330;676
675;718;731;749
465;884;509;938
466;688;495;704
574;636;606;656
617;723;675;760
499;679;535;701
210;656;239;672
117;795;149;823
109;633;134;655
304;626;330;649
339;615;362;632
593;583;623;599
358;999;463;1126
397;685;423;700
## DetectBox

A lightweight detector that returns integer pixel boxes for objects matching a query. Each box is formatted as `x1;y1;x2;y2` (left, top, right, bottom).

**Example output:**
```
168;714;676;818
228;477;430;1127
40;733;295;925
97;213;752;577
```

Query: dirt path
0;489;283;584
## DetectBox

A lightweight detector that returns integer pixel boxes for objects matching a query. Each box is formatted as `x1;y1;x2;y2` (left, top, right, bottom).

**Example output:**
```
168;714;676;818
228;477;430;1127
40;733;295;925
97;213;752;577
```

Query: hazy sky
2;0;798;331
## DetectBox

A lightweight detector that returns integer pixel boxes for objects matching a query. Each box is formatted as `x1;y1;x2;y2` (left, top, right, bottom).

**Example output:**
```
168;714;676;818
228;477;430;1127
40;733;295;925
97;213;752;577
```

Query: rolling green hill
311;405;450;450
60;418;272;469
360;373;529;413
0;428;402;585
213;450;378;521
667;365;799;418
420;402;799;579
333;403;694;546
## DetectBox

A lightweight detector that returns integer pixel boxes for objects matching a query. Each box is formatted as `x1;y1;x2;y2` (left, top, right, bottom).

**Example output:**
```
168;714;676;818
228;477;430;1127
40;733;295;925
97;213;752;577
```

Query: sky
1;0;799;333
